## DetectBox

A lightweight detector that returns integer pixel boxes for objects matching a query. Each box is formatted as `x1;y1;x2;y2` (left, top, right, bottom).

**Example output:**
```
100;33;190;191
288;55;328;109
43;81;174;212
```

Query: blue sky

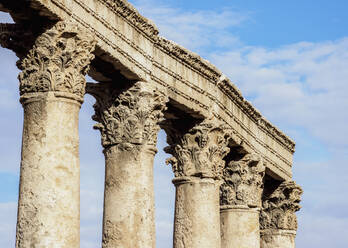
1;0;348;247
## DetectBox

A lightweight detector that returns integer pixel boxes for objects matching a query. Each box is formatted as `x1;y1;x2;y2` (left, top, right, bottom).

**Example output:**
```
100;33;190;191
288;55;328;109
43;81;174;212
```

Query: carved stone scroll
18;20;96;100
220;153;266;208
87;81;168;150
260;181;303;231
165;120;232;179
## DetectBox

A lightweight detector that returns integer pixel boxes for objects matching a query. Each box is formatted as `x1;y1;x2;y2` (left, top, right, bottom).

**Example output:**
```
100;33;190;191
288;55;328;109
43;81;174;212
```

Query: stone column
220;154;266;248
87;81;167;248
260;181;303;248
165;120;231;248
14;21;95;247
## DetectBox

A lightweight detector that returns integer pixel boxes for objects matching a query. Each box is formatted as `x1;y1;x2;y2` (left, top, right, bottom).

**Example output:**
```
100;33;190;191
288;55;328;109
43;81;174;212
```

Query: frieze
260;181;303;231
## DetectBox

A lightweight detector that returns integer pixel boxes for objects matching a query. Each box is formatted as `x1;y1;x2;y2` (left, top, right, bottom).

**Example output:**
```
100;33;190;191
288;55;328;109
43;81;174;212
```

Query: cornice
95;0;296;152
98;0;159;37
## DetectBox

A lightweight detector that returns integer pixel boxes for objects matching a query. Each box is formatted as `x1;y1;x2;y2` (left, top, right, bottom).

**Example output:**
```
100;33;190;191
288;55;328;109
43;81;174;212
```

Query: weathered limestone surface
1;0;296;180
221;206;260;248
88;81;167;248
260;181;303;248
15;21;95;247
261;229;296;248
220;153;265;248
165;120;231;248
173;177;221;248
0;1;304;247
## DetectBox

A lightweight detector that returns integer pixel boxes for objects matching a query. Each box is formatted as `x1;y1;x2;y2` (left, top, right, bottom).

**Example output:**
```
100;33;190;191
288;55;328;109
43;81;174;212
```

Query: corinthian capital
260;181;303;231
87;81;168;149
18;20;96;99
165;120;231;179
220;153;265;208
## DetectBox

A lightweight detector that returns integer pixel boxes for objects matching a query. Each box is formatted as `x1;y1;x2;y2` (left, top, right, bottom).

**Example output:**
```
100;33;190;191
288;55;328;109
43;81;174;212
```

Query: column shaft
220;206;260;248
88;81;167;248
260;181;303;248
173;177;221;248
16;94;81;247
165;120;232;248
102;145;156;248
13;20;95;247
220;153;265;248
260;230;296;248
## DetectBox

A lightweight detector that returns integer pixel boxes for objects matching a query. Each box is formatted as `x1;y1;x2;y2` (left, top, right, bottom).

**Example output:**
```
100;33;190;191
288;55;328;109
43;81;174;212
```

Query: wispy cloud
132;0;249;52
209;39;348;152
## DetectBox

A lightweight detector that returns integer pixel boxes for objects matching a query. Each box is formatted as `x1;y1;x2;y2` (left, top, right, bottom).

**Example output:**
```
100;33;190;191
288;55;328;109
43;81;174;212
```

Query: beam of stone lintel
220;153;266;248
86;81;168;248
164;119;232;248
14;21;96;247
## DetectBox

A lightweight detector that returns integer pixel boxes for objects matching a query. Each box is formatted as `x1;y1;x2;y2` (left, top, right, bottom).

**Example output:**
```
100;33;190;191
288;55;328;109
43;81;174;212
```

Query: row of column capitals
0;20;96;103
165;119;232;180
260;181;303;231
87;81;168;152
220;153;266;208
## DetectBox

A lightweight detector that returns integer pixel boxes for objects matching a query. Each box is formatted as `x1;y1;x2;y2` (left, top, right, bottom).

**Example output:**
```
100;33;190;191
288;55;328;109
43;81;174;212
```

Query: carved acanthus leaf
18;20;96;98
165;120;231;179
260;181;303;231
220;153;265;207
87;81;168;149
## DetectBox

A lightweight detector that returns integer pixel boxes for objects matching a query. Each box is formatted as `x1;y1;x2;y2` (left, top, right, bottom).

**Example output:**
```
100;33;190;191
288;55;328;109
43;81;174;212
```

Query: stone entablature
0;0;295;180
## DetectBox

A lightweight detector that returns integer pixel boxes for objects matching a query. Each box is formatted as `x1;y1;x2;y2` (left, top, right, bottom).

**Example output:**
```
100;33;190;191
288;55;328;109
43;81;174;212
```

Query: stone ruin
0;0;302;247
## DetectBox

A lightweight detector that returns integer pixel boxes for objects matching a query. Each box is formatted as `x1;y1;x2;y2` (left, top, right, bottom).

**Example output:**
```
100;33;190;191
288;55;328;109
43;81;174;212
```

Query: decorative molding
220;153;265;208
260;181;303;231
87;81;168;150
99;0;159;37
155;38;222;82
18;20;96;98
165;120;231;179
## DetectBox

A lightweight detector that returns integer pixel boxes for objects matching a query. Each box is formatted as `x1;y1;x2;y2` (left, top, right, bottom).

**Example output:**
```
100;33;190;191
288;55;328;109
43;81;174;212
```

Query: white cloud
209;39;348;152
132;0;249;52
